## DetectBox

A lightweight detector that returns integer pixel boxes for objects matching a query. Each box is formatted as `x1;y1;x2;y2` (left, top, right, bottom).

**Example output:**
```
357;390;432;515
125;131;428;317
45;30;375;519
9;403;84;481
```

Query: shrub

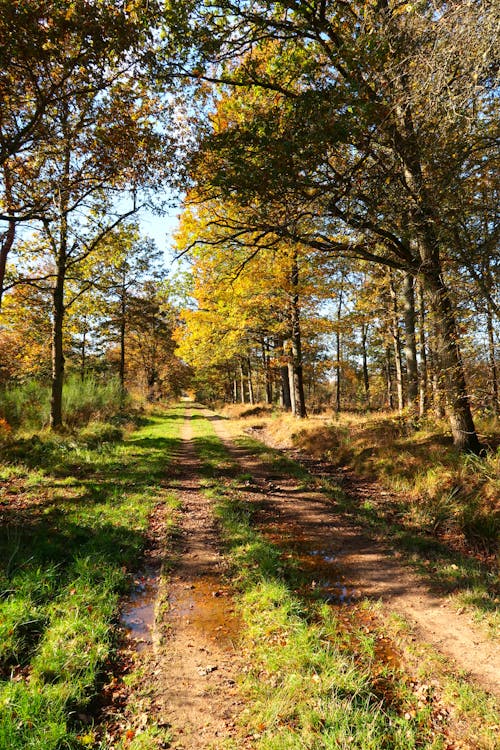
0;375;127;431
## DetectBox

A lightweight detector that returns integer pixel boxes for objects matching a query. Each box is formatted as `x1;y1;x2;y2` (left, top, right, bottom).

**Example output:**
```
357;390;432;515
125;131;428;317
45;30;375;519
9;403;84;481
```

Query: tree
7;76;170;427
88;223;165;395
0;0;164;308
175;198;335;413
181;0;498;450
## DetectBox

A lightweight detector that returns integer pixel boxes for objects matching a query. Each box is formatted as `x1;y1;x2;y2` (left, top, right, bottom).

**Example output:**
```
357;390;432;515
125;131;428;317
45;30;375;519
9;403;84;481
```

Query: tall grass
0;375;126;431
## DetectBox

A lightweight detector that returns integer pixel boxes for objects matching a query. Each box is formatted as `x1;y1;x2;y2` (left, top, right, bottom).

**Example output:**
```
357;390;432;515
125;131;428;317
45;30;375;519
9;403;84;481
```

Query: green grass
0;406;184;750
190;416;445;750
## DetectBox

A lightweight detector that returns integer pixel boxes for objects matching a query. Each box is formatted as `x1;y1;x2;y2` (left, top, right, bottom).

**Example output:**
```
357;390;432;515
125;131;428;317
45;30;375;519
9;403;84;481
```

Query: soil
118;404;498;749
207;411;500;701
124;409;246;749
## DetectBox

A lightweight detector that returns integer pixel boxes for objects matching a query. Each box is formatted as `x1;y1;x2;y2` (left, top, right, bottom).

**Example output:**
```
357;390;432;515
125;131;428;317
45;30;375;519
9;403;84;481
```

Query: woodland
0;1;499;749
0;0;498;448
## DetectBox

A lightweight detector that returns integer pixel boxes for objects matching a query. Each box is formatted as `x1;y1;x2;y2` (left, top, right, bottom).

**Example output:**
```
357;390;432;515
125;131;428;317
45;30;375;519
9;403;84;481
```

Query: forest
0;1;498;749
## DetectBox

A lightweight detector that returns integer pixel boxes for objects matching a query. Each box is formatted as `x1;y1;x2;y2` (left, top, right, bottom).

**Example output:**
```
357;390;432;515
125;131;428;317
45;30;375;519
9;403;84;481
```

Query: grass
190;414;454;749
0;405;184;750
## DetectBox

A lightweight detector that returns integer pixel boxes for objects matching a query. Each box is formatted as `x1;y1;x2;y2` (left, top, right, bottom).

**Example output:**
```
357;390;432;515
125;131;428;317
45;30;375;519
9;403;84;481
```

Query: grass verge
0;406;184;750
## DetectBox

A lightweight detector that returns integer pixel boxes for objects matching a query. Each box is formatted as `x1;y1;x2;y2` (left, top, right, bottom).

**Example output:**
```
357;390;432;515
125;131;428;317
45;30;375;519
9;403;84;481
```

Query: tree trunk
147;369;157;402
389;271;404;412
397;112;480;450
420;265;481;452
486;303;499;416
417;280;428;417
289;251;307;418
247;357;254;405
429;343;445;419
239;361;246;404
0;163;16;311
50;247;66;429
50;110;72;430
361;322;370;408
119;284;126;396
386;346;394;409
287;359;296;415
280;339;292;411
335;286;343;413
262;338;273;404
403;272;419;409
80;327;86;381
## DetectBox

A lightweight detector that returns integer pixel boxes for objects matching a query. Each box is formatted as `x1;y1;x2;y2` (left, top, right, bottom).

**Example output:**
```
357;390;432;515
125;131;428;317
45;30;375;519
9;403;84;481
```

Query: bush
62;375;126;425
0;375;127;431
0;380;50;429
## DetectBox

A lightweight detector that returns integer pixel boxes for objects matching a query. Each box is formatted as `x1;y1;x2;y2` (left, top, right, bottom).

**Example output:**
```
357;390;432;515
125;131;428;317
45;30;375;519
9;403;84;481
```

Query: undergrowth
0;407;183;750
0;375;127;431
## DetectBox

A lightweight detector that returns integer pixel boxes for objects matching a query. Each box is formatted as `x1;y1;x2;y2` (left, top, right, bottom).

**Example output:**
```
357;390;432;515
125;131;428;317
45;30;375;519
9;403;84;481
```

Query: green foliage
0;380;51;430
62;375;126;426
0;375;126;431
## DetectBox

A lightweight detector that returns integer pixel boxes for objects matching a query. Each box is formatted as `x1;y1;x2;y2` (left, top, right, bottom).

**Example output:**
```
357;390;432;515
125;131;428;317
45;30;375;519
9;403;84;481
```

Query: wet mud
167;574;239;650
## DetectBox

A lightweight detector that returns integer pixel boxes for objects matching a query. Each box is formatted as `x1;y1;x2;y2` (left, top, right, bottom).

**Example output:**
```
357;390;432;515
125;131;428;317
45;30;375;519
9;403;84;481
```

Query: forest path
139;407;245;750
207;409;500;701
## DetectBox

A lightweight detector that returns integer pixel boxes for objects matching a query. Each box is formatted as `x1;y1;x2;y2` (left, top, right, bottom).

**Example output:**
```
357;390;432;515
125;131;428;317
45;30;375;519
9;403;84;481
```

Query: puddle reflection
121;567;159;652
167;574;239;649
263;523;359;605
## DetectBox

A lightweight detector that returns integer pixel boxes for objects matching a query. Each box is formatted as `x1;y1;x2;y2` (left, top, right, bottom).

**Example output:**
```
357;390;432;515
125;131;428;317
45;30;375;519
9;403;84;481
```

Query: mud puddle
121;565;159;652
263;520;359;605
167;574;239;649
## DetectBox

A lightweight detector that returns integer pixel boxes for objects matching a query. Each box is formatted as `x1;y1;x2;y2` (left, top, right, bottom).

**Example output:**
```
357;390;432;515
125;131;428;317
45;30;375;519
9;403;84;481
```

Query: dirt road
122;404;498;748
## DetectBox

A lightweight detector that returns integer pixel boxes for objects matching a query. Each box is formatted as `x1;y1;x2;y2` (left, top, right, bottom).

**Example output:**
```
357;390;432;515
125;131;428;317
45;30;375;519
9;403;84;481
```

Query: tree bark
50;241;66;429
239;361;246;404
50;127;71;429
287;359;296;415
119;276;127;398
0;163;16;311
261;338;273;404
385;346;394;409
420;265;481;452
80;327;86;381
289;251;307;418
361;322;370;408
403;272;419;409
486;302;499;416
335;286;343;413
389;271;404;412
417;280;428;417
247;356;254;405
